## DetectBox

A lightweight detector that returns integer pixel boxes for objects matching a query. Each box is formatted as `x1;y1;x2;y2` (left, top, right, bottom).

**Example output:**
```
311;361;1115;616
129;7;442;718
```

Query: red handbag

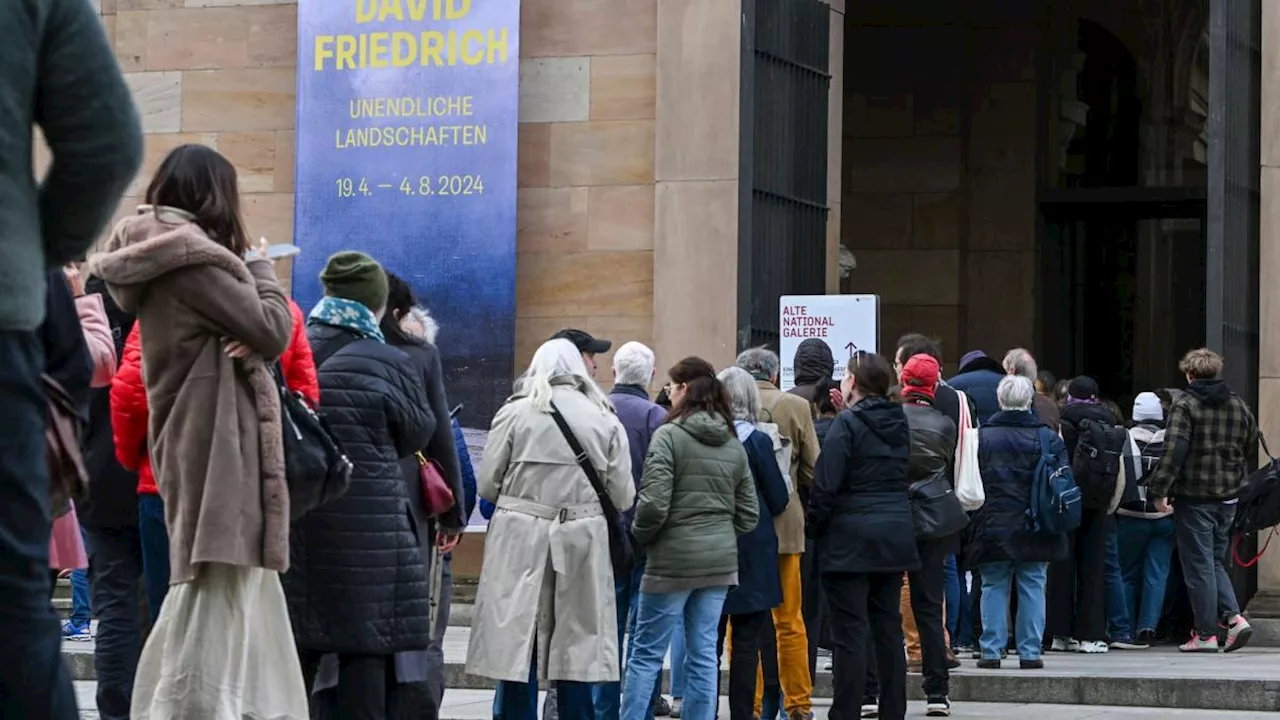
417;451;455;517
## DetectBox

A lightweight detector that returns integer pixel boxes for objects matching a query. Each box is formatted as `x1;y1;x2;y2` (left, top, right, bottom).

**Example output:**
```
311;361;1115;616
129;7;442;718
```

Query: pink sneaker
1224;617;1253;653
1179;633;1220;653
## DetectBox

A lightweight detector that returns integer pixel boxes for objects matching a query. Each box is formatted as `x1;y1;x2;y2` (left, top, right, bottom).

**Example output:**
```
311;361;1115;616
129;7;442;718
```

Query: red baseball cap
900;354;940;400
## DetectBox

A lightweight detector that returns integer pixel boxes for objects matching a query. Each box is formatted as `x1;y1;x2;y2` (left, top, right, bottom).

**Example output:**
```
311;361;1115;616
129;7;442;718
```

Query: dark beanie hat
320;251;389;312
1067;375;1099;400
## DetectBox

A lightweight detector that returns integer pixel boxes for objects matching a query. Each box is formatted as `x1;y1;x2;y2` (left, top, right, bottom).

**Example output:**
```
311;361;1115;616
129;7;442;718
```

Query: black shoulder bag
274;363;353;521
549;401;636;576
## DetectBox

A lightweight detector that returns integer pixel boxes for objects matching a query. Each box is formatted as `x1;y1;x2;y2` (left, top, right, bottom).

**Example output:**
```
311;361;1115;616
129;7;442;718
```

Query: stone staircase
56;577;1280;712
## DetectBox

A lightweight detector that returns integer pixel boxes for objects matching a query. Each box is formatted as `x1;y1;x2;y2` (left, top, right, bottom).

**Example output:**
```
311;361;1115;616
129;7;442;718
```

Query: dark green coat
632;412;759;579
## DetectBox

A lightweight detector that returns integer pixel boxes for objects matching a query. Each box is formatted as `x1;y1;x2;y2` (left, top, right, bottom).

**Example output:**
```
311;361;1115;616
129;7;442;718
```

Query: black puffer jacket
808;396;919;574
284;323;434;654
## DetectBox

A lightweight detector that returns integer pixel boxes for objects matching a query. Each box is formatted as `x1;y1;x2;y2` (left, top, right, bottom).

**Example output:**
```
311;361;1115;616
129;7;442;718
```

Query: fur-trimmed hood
87;206;251;313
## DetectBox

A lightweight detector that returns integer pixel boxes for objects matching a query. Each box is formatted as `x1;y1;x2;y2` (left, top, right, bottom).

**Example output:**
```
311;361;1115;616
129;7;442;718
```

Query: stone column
825;0;846;293
653;0;743;370
1249;0;1280;639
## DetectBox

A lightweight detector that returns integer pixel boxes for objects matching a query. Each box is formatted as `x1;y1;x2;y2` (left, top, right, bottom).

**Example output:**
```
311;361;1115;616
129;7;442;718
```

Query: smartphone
265;243;301;260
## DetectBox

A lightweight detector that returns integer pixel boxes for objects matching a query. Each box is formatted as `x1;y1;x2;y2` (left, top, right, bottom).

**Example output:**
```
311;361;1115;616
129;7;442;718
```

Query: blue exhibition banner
294;0;519;428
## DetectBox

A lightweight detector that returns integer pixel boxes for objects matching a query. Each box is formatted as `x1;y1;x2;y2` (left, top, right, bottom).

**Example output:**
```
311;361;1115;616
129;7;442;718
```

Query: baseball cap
551;328;611;355
900;354;941;400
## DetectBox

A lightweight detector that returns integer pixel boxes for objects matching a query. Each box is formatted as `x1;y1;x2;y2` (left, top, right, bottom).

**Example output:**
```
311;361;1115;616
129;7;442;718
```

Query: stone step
59;644;1280;712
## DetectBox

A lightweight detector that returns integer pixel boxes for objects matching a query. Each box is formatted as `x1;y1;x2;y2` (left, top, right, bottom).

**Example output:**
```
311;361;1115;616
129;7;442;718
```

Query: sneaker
654;696;672;717
953;644;974;655
970;649;1008;660
860;705;878;719
60;620;90;641
1048;636;1070;652
1019;658;1045;669
1078;640;1109;654
1136;628;1157;646
925;696;952;717
976;658;1002;669
669;697;682;719
822;657;834;672
1109;637;1149;650
1179;633;1220;653
1224;616;1253;653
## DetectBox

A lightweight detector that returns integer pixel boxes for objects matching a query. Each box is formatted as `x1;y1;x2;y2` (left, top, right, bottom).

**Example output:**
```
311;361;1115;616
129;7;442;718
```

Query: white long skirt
131;562;309;720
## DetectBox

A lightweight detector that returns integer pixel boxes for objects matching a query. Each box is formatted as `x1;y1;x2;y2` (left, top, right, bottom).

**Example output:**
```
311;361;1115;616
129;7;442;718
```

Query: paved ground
69;683;1280;719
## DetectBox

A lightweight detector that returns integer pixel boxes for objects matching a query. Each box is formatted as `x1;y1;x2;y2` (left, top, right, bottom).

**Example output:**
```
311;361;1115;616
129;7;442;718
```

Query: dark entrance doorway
1040;190;1208;405
1037;18;1209;407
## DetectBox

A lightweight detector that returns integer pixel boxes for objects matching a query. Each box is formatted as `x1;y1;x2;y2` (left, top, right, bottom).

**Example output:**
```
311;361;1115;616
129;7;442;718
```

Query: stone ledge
60;648;1280;712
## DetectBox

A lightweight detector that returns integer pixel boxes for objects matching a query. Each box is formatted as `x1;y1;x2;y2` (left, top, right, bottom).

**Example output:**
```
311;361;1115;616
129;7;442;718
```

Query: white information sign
778;294;880;391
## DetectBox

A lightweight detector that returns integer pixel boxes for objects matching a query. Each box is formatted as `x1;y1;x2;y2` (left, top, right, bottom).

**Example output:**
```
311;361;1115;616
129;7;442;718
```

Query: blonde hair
1178;348;1224;380
518;339;614;414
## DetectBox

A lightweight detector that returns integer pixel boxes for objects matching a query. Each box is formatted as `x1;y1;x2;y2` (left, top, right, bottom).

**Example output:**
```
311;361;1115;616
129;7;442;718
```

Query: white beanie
1132;392;1163;423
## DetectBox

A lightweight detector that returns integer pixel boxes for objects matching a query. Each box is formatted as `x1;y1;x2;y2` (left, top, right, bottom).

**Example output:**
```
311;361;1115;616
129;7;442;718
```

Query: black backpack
1071;419;1127;511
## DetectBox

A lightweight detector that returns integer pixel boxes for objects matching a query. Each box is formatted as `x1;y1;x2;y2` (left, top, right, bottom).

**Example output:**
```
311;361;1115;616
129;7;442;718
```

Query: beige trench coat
465;379;634;683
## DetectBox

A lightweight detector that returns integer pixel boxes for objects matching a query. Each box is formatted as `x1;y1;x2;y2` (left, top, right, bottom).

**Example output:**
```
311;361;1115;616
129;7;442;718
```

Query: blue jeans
943;554;960;641
669;617;686;696
1116;516;1175;632
622;586;727;720
978;561;1049;661
594;562;663;720
495;646;594;720
137;494;170;623
1105;529;1132;641
68;527;92;626
0;331;77;719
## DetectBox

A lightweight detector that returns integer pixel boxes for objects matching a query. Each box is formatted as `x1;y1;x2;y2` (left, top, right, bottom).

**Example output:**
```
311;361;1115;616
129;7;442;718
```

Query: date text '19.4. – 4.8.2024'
335;175;485;198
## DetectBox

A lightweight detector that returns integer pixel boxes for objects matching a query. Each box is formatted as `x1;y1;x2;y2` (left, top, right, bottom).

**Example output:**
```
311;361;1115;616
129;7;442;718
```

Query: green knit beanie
319;251;389;312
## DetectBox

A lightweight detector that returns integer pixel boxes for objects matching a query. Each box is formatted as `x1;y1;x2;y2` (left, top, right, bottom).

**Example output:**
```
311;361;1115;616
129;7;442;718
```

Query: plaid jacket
1147;379;1258;502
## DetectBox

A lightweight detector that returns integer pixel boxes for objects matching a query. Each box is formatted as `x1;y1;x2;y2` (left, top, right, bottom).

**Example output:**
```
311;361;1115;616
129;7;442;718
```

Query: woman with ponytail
622;358;760;720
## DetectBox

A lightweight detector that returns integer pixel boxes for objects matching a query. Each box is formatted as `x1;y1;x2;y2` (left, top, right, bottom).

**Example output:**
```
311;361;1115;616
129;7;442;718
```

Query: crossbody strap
549;401;618;516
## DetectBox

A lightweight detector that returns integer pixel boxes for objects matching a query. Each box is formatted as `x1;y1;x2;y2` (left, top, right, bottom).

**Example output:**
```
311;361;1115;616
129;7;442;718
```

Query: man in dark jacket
1002;348;1061;433
1148;349;1257;653
787;338;835;682
79;276;145;720
0;0;142;715
595;341;669;720
1048;376;1118;653
948;351;1005;423
970;375;1068;669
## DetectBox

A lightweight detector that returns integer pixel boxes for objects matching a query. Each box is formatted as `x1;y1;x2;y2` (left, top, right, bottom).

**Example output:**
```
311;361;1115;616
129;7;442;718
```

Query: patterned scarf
308;296;385;343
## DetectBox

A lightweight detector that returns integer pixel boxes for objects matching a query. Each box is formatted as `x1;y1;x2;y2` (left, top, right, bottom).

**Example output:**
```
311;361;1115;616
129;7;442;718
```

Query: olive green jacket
632;412;759;579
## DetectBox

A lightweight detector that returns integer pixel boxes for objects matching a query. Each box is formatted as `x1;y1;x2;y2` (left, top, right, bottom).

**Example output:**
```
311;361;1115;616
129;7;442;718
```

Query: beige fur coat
87;206;294;583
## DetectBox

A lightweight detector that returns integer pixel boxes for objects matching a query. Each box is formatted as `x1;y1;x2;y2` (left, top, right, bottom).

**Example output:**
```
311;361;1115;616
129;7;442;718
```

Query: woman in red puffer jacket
111;298;319;621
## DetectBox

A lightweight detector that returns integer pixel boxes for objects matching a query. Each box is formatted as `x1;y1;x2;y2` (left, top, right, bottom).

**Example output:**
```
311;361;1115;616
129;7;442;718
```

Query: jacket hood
793;339;835;386
674;411;734;447
1130;425;1166;444
85;207;253;313
852;395;909;446
958;356;1005;375
1187;378;1231;407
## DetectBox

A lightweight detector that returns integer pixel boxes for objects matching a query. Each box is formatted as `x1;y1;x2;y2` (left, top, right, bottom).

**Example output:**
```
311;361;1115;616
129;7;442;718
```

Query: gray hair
997;374;1036;411
612;341;655;387
1002;348;1037;379
736;347;780;383
717;366;761;423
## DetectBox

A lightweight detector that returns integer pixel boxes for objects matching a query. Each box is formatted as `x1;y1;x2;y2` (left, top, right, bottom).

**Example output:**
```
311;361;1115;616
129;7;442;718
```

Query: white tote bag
953;389;985;511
